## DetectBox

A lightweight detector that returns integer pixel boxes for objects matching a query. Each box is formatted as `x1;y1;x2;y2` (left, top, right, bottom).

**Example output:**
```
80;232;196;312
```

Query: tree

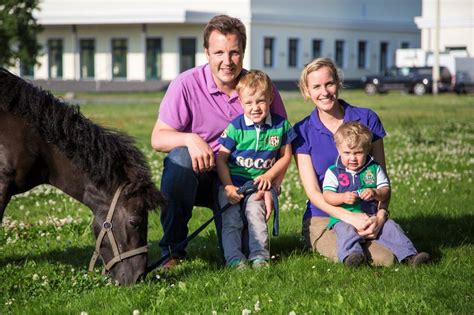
0;0;42;69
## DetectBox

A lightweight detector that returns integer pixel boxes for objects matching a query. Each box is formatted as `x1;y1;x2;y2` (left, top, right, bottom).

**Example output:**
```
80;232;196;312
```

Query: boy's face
337;141;368;171
239;89;271;124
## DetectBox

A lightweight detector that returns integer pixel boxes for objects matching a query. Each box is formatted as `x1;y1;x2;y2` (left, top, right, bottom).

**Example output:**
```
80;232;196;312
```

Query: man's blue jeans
159;147;221;259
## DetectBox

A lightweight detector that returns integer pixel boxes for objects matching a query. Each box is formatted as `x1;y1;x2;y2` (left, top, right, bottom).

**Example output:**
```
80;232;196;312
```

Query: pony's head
91;183;164;285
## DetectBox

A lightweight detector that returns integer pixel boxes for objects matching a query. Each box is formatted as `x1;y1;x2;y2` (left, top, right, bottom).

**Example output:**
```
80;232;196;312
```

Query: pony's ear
123;182;166;212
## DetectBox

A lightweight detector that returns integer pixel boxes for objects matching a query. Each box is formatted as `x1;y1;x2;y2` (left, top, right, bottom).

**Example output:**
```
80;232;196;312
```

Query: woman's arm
294;153;369;230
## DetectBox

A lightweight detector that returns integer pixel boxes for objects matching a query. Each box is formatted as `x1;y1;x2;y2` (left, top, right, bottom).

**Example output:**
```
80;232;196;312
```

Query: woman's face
306;66;339;112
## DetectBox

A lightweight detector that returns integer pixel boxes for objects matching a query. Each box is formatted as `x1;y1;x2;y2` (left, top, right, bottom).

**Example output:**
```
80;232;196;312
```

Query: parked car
454;71;474;94
361;66;453;95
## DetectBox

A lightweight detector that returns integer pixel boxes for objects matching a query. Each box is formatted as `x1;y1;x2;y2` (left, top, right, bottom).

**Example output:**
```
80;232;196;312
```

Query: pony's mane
0;68;163;211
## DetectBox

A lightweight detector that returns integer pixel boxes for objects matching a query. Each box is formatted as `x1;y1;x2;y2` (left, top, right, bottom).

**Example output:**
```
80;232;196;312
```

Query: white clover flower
32;274;39;281
254;300;261;312
133;310;140;315
242;309;251;315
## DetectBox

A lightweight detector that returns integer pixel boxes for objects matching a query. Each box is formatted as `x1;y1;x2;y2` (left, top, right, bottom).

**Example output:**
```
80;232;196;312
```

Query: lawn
1;90;473;314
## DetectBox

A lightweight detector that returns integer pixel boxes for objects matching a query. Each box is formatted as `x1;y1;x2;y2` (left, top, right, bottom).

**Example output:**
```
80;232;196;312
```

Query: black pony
0;68;164;285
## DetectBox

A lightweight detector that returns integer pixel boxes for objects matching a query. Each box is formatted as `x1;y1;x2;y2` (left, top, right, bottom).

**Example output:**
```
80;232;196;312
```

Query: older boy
217;70;295;269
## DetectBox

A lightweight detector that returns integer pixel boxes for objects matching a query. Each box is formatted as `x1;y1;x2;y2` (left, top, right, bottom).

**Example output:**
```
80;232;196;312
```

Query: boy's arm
359;164;391;202
323;190;359;206
216;147;242;204
321;168;358;206
254;143;292;191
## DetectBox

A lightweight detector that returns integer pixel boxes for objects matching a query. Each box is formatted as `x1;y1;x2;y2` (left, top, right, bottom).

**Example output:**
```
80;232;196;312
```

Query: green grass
1;90;473;314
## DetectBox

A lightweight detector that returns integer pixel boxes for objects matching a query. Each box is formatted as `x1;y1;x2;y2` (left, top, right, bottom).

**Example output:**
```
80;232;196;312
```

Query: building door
146;38;162;80
48;39;63;79
180;38;196;73
80;39;95;79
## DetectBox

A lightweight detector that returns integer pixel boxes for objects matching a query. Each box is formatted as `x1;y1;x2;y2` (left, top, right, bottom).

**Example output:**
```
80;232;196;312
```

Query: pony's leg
0;181;12;222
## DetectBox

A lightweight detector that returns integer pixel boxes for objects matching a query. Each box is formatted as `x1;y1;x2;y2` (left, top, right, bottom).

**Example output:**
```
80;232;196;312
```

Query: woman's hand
357;211;387;239
344;212;371;231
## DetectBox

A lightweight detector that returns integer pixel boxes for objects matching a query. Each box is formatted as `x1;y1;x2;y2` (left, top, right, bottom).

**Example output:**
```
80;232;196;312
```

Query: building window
146;38;162;80
312;39;322;59
358;40;367;69
379;41;389;73
20;61;34;77
263;37;274;67
401;42;410;49
80;39;95;79
335;40;345;68
48;39;63;79
180;38;196;73
112;38;127;79
288;38;299;67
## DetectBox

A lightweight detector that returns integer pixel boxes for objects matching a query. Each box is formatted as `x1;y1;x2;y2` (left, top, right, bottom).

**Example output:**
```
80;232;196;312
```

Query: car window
417;68;432;76
400;67;411;76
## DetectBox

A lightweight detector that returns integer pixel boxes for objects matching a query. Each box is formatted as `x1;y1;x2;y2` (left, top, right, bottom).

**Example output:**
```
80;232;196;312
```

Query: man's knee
164;146;193;169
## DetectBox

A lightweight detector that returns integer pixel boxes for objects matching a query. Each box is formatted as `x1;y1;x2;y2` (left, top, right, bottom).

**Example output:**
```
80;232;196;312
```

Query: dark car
362;66;452;95
454;71;474;94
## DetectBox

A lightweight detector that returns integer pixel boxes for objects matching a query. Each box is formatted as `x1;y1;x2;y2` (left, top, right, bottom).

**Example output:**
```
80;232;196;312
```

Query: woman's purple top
292;100;386;220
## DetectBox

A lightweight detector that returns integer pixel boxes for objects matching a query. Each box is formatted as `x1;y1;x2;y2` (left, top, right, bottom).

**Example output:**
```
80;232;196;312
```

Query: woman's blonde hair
334;121;373;153
298;57;343;100
236;69;273;101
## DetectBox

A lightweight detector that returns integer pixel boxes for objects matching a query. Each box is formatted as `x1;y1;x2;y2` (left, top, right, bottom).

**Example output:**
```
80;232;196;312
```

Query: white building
15;0;422;90
415;0;474;56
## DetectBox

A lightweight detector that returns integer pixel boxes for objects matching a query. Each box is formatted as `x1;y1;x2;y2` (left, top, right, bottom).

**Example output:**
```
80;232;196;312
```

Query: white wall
415;0;474;55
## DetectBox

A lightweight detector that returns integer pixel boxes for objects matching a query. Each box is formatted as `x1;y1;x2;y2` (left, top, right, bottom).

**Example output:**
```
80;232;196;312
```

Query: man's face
205;31;244;90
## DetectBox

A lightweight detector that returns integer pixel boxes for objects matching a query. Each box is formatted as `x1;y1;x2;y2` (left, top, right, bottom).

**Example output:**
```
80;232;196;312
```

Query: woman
293;58;394;266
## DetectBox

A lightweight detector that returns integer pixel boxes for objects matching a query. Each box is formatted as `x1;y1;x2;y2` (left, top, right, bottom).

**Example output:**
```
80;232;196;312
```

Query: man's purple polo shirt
158;63;287;154
292;100;386;220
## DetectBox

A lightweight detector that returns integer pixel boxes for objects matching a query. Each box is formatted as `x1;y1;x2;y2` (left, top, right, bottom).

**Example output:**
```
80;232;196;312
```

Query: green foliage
0;0;42;68
1;91;473;313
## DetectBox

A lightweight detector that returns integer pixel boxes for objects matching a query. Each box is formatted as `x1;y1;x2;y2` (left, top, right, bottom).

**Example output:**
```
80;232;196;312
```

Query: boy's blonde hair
334;122;373;153
298;57;343;101
236;70;273;101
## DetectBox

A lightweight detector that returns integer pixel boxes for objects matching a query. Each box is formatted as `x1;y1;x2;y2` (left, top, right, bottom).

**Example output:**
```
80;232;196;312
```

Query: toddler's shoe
251;258;269;269
405;252;430;267
227;259;247;270
343;252;367;267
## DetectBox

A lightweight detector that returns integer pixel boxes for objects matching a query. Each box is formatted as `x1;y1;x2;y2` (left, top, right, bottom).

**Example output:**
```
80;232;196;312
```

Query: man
151;15;287;268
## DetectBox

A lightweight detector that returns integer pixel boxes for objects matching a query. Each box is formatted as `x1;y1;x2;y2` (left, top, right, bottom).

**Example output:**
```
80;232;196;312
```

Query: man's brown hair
203;15;247;53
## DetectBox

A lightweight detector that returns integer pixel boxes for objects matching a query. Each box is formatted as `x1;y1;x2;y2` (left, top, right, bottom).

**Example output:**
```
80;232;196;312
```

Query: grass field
1;90;473;314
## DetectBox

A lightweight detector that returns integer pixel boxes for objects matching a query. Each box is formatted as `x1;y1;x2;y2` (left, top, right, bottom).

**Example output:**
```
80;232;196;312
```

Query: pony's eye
129;217;141;227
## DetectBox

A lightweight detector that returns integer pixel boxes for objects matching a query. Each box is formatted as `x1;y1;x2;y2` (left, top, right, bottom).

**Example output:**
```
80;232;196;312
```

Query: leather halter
88;184;148;274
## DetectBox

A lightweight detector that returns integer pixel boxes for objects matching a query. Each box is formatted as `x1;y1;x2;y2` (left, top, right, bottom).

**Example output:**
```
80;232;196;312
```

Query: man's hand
185;134;215;173
254;190;273;221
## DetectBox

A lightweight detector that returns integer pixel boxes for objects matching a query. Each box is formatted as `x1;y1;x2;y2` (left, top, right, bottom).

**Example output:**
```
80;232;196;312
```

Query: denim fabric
159;147;221;258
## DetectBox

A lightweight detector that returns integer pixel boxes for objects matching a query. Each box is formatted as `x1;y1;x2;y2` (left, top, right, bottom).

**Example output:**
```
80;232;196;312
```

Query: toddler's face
337;142;367;171
239;89;271;124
